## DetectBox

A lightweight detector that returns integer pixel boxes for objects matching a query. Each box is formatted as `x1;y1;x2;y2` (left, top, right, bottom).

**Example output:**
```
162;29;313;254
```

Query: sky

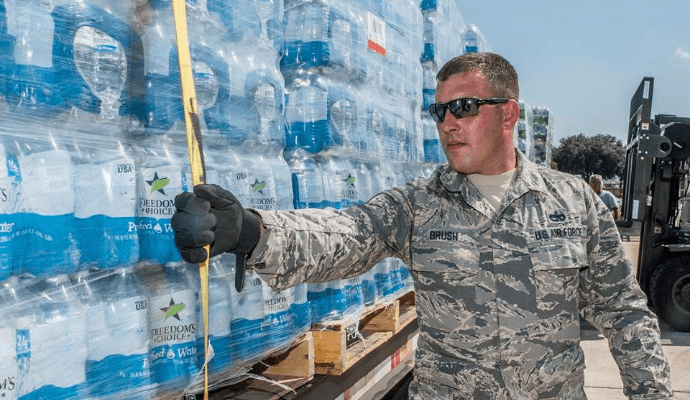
457;0;690;147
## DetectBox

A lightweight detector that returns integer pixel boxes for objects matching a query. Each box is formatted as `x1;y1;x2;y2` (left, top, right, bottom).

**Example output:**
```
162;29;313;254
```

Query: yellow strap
171;1;210;399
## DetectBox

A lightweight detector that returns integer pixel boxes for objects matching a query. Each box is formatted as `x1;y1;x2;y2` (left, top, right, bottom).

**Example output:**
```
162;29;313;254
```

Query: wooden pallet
258;331;316;380
311;290;416;376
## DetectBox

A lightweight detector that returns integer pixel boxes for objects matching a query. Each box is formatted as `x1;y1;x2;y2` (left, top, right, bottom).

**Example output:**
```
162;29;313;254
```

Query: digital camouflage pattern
247;151;673;399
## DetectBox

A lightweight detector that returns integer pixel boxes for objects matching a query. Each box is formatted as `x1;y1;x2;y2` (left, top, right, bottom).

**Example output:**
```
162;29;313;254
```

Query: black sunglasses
428;98;511;123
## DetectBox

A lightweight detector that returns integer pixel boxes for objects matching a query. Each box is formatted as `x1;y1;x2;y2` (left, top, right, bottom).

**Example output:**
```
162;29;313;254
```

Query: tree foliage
552;134;625;181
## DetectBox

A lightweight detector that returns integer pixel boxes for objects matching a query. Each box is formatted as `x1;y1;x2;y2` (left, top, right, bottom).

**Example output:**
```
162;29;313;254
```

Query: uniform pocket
529;239;585;322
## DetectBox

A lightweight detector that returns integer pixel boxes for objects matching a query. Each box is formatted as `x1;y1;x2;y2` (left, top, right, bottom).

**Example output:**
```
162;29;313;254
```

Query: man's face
435;71;516;175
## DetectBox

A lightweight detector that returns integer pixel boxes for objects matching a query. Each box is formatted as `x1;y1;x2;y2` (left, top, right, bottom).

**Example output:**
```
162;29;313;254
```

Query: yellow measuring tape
171;1;210;399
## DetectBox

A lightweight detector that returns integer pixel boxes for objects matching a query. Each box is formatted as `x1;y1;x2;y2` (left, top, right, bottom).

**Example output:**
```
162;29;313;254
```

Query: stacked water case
0;0;428;398
531;106;554;166
514;100;532;159
419;0;462;165
281;0;418;327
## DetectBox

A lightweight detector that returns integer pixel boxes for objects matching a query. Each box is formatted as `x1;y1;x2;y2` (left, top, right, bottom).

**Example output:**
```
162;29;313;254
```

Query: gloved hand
172;184;262;291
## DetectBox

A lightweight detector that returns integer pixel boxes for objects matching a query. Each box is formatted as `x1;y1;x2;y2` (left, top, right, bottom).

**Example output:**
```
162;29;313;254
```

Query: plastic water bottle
359;268;377;307
17;274;88;399
141;0;180;135
463;24;481;53
0;141;13;281
386;258;408;298
192;256;234;381
285;83;329;154
214;148;250;202
77;267;152;400
0;0;14;98
342;276;364;315
240;153;279;212
230;268;265;366
422;115;442;164
0;276;20;400
318;154;344;209
52;2;146;122
364;102;387;161
52;5;142;270
290;283;310;336
325;78;358;152
262;282;294;353
207;0;261;44
373;258;394;302
4;0;60;119
12;132;77;277
285;149;327;210
422;64;436;112
281;2;328;78
245;69;284;153
270;154;295;210
307;280;348;324
134;134;189;266
140;262;199;396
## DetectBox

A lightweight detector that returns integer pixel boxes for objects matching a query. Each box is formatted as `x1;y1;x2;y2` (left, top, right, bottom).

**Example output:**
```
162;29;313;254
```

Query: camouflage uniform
247;151;673;399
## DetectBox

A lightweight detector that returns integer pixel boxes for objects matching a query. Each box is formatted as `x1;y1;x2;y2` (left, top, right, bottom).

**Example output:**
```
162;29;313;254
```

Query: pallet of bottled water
0;0;463;397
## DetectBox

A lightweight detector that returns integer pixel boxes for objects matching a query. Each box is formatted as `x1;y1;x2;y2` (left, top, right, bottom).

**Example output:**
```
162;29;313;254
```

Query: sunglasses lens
428;103;445;123
448;99;478;119
429;99;488;122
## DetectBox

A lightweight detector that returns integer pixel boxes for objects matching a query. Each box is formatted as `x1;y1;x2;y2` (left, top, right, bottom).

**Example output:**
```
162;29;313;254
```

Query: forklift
617;77;690;331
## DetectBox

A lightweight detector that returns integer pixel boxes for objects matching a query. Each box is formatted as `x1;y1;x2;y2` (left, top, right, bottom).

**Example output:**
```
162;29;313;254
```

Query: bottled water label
136;165;188;265
14;149;76;276
16;317;87;399
0;327;18;400
87;295;151;398
244;167;278;211
74;156;138;268
148;288;198;387
262;284;293;351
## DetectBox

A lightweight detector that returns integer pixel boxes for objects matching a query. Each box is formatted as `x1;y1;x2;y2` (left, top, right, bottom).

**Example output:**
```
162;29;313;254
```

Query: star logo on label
160;297;186;321
251;179;266;195
147;172;170;195
343;174;356;187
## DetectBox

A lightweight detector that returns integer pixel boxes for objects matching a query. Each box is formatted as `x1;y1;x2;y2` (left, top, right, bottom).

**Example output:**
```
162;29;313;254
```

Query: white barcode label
367;12;386;56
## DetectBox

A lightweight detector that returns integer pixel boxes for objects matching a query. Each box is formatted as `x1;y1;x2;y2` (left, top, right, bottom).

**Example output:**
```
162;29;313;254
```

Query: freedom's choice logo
251;179;266;195
160;297;186;321
147;172;170;195
150;297;196;345
343;174;356;187
249;179;277;210
341;174;359;201
138;170;176;218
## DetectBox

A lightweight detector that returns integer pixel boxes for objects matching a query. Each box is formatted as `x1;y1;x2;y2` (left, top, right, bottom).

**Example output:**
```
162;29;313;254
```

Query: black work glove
172;184;262;292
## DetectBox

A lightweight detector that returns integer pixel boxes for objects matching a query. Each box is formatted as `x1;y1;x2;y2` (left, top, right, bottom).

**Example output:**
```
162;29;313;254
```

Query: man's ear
503;99;520;133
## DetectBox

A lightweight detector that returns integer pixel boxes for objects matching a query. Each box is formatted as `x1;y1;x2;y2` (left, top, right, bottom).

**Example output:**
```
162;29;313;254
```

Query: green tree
552;134;625;181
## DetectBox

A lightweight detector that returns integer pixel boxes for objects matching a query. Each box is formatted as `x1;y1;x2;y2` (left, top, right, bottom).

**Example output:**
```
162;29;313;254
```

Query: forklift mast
618;78;690;331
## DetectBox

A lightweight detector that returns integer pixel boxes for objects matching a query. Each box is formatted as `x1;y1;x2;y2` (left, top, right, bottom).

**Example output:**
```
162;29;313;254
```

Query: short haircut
437;52;519;100
589;174;603;189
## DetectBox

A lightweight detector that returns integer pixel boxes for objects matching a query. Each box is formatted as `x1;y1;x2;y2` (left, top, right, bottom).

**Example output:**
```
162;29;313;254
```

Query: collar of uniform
439;149;549;197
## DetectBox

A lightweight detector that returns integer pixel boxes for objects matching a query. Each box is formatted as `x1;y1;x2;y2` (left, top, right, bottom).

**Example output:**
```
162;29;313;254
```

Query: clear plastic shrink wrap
514;100;533;160
0;0;429;398
531;106;554;166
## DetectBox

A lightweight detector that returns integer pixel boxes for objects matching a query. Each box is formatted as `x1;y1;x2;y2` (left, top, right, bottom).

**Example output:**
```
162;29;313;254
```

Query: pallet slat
312;290;416;376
